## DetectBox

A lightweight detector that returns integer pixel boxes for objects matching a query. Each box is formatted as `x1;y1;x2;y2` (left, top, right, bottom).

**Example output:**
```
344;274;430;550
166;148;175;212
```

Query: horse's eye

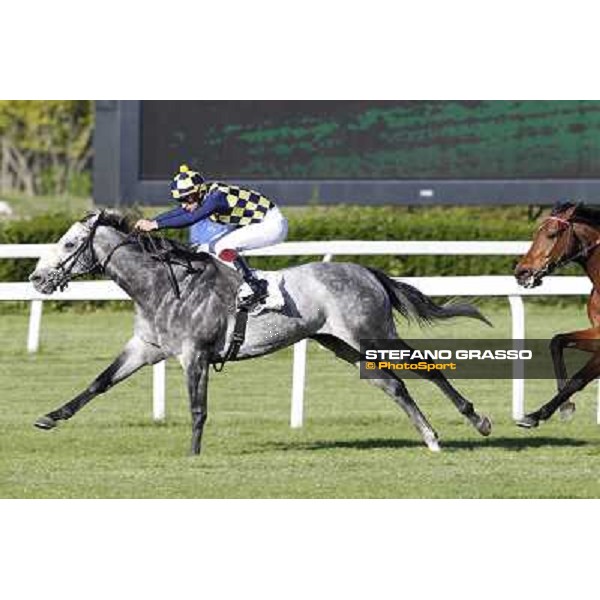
547;232;559;240
64;241;76;250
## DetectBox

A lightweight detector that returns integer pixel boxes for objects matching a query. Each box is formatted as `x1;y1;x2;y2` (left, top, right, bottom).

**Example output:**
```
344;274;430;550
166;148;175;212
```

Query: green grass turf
2;300;600;498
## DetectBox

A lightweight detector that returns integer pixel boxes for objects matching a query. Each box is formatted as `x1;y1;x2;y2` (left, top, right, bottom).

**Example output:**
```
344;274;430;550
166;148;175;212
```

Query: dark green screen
140;100;600;180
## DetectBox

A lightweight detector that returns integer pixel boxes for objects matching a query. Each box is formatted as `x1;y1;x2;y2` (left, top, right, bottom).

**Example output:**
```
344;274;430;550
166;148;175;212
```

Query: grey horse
29;211;492;455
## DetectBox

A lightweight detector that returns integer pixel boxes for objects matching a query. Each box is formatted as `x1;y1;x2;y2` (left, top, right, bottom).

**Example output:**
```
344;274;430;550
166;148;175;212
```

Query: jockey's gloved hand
134;219;158;232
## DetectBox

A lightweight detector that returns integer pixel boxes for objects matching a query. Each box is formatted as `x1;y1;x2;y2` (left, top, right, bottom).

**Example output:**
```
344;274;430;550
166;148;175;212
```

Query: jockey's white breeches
211;206;288;255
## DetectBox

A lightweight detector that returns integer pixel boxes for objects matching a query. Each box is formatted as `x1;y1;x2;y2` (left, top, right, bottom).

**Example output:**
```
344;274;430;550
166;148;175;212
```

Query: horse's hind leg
413;366;492;436
311;334;440;451
386;340;492;436
34;336;165;429
368;372;441;451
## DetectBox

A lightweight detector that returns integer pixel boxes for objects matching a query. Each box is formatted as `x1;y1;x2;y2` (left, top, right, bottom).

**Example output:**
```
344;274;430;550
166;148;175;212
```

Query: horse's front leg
550;327;600;419
34;336;165;429
550;334;569;393
183;350;210;456
551;333;575;419
518;352;600;428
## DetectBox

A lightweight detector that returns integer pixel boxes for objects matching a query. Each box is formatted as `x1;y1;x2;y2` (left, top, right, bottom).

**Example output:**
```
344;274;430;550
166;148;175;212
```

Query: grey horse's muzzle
29;269;65;294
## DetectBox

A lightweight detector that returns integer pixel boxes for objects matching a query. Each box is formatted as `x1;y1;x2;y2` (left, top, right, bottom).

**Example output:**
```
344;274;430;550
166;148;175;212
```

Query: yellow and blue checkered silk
201;182;275;227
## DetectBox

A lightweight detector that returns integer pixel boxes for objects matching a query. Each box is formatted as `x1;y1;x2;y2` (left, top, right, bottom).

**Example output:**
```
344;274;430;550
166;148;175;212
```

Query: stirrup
238;279;268;309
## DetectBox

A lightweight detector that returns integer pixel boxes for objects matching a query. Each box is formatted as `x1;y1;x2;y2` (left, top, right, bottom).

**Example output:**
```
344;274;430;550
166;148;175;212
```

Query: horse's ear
551;200;577;217
81;210;101;229
562;203;578;219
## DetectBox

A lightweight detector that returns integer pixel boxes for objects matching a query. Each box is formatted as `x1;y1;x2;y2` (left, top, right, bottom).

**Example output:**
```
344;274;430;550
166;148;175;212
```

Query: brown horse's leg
553;333;577;420
550;334;570;392
518;352;600;428
550;326;600;419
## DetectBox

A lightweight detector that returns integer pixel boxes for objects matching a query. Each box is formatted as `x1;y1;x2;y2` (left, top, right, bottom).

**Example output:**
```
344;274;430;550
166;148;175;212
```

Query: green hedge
0;213;78;281
0;205;577;282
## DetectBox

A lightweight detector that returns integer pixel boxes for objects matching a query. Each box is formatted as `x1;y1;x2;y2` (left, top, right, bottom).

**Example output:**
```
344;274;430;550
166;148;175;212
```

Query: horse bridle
50;215;202;298
49;217;107;291
536;215;600;278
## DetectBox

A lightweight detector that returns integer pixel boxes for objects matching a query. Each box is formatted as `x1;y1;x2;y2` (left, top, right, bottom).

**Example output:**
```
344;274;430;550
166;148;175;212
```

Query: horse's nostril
514;267;529;278
29;273;41;283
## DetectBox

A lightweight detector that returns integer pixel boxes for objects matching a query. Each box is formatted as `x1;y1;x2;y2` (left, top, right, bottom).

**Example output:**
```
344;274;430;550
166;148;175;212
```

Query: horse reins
53;215;202;299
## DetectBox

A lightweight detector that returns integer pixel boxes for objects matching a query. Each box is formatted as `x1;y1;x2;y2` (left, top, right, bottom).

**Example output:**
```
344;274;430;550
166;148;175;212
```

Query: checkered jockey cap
170;164;204;200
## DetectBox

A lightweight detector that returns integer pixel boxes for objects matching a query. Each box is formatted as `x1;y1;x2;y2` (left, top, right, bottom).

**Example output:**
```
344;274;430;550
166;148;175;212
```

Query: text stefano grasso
364;349;533;361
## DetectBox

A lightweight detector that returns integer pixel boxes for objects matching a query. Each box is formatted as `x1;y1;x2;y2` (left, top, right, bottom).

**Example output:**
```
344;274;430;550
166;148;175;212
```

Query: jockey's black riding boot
233;256;268;307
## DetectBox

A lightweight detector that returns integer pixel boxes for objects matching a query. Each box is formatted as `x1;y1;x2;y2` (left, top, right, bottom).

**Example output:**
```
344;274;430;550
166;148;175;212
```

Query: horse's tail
367;267;492;327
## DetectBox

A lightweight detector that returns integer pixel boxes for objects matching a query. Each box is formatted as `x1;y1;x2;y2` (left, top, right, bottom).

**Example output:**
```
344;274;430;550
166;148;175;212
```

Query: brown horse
514;201;600;428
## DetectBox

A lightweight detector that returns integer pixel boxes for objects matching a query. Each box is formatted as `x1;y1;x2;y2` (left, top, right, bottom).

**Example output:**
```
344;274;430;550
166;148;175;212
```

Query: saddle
237;270;285;314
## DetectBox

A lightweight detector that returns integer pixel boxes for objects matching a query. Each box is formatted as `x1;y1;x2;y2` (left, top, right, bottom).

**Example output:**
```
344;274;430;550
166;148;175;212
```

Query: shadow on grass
266;436;590;453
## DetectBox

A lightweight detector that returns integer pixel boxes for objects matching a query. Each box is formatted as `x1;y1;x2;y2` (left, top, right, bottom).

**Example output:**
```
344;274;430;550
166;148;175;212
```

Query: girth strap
212;307;249;372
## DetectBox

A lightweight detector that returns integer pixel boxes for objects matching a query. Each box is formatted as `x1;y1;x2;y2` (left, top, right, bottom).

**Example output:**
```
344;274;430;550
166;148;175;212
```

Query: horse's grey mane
83;209;212;264
82;209;131;233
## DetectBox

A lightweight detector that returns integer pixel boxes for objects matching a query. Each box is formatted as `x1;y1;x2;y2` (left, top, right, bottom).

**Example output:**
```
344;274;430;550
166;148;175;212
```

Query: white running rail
1;241;595;424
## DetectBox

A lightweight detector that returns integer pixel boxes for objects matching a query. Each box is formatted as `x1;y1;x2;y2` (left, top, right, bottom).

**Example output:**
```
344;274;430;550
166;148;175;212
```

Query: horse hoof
516;416;539;429
477;415;492;436
559;401;576;421
34;415;57;430
426;438;441;452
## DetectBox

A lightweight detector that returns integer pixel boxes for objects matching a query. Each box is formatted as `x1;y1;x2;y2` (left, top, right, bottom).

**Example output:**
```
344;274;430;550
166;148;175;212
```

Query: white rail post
508;295;525;420
152;360;166;421
27;300;43;353
291;339;308;428
288;254;336;428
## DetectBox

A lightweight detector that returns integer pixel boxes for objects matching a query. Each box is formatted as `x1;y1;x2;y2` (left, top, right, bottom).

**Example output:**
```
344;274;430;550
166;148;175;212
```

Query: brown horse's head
514;202;580;288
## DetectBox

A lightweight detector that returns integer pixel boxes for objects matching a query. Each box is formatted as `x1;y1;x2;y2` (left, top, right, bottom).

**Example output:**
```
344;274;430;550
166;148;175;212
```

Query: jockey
135;164;288;308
